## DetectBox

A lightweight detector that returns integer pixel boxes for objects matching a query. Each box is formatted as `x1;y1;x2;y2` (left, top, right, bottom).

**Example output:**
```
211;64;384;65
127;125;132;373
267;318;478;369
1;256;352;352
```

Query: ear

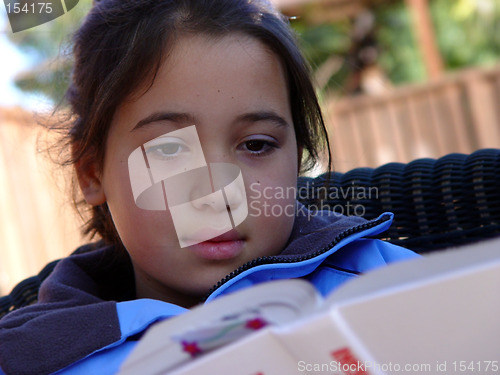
74;150;106;206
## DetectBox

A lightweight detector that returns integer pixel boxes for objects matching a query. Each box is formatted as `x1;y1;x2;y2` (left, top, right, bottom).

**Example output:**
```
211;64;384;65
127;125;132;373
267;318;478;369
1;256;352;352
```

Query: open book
119;237;500;375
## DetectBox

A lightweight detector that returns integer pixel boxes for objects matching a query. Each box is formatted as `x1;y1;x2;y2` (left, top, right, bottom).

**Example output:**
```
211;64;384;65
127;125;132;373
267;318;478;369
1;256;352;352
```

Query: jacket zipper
204;214;391;301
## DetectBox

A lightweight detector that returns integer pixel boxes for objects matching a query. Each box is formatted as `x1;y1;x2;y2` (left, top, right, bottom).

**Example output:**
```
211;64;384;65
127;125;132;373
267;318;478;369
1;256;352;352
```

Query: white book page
119;279;322;375
325;237;500;307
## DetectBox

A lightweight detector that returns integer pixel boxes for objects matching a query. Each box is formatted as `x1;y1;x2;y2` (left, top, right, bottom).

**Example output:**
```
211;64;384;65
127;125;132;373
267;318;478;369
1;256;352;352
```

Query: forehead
155;33;286;99
112;33;291;133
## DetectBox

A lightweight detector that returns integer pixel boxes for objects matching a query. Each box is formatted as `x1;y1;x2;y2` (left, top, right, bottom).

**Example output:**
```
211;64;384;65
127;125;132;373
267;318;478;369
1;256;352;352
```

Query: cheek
103;158;178;247
244;147;298;219
245;179;296;257
247;184;297;218
246;167;297;228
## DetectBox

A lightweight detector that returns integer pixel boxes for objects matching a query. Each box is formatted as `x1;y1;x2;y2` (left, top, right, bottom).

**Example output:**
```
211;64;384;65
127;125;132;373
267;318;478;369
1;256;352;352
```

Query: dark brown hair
64;0;330;244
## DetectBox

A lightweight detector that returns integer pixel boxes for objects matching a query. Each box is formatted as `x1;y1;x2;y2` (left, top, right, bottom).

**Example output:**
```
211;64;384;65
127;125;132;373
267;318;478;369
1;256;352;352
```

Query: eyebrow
235;111;290;128
132;110;290;131
132;112;198;131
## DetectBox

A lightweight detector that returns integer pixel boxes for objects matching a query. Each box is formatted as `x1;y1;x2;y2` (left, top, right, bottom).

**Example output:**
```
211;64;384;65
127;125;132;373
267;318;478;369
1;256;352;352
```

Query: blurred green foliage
293;0;500;94
6;0;500;102
432;0;500;69
375;2;426;84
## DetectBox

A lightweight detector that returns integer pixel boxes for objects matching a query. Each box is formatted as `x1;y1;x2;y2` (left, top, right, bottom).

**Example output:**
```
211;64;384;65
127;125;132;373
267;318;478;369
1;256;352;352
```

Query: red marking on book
181;341;202;357
245;318;268;330
331;347;369;375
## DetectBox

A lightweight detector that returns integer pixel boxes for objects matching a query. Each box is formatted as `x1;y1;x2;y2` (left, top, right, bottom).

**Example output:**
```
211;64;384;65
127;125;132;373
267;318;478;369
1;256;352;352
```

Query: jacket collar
206;205;392;301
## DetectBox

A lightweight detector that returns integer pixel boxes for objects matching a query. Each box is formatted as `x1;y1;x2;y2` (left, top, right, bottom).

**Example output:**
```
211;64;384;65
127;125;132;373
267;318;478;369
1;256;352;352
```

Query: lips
185;228;243;245
186;229;245;260
203;229;243;243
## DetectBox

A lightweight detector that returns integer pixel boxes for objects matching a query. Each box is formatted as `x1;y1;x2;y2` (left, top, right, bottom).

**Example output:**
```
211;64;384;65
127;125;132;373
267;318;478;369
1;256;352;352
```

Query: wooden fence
0;108;83;294
325;65;500;172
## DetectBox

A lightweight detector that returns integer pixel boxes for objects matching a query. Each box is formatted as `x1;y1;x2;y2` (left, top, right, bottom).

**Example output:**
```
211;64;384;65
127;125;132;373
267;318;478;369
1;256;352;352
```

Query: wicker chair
1;148;499;318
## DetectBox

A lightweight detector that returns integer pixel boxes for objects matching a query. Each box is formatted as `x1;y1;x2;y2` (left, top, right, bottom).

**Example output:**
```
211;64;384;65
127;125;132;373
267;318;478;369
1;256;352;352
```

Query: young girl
0;0;418;374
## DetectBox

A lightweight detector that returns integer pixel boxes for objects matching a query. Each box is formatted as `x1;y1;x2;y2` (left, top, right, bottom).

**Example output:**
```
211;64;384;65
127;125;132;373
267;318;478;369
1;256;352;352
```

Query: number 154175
452;361;499;372
5;2;53;14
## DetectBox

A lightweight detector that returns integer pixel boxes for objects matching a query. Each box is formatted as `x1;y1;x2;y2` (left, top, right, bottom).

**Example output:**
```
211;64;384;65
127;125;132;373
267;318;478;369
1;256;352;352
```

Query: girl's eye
146;142;187;160
246;140;266;152
239;138;278;157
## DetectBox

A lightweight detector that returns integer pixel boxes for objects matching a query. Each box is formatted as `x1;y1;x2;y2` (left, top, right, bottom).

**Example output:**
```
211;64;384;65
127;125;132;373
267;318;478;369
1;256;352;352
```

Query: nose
223;177;245;211
190;187;229;212
189;163;246;215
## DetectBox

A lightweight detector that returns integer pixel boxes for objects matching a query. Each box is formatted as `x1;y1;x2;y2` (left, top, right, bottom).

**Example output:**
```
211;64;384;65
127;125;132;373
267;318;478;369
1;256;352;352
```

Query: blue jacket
0;208;418;375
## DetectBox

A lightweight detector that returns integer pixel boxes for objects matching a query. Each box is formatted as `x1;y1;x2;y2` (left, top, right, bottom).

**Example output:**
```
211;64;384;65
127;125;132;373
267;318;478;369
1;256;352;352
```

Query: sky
0;10;48;110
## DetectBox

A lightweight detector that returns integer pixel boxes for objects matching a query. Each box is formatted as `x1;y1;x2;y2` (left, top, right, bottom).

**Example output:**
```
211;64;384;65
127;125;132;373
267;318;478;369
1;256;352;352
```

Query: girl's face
79;34;299;307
